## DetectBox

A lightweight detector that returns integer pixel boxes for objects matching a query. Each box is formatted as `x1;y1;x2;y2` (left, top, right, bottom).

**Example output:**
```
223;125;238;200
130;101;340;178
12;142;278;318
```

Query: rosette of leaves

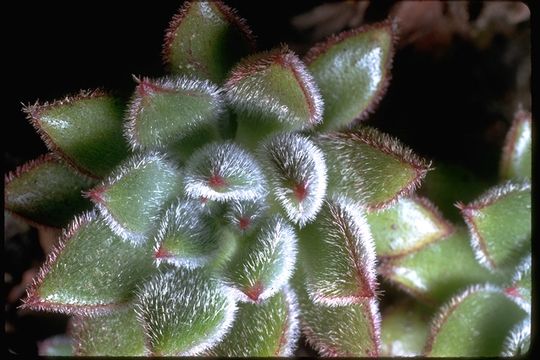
4;1;531;357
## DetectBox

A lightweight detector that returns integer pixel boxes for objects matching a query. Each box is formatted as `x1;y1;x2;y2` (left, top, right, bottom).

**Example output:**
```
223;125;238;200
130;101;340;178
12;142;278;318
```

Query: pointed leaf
298;196;377;305
209;287;300;356
504;255;531;313
317;128;431;210
293;270;381;357
224;198;269;235
21;212;155;316
5;154;95;228
38;335;74;356
72;306;147;356
87;152;183;244
135;267;237;356
457;181;531;270
125;76;223;157
222;215;297;303
305;21;394;131
424;285;527;357
501;318;531;356
225;46;323;146
25;90;129;177
381;300;431;356
153;198;222;269
184;142;266;202
261;133;327;226
164;0;255;84
500;110;531;180
378;227;500;303
367;196;453;257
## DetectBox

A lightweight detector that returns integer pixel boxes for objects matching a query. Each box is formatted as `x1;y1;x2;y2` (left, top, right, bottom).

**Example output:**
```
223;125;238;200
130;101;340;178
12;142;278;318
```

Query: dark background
5;1;534;355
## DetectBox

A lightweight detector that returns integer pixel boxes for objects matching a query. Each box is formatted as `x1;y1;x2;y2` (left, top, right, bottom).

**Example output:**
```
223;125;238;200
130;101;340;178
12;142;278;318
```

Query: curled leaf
222;215;297;303
367;196;453;257
298;196;377;305
73;306;148;356
209;286;300;356
24;90;129;177
21;211;155;316
5;154;95;228
86;152;182;244
135;267;237;356
184;142;266;202
501;317;531;356
424;284;527;357
500;110;531;180
305;21;394;131
457;181;531;270
318;128;431;210
164;0;255;84
261;133;327;226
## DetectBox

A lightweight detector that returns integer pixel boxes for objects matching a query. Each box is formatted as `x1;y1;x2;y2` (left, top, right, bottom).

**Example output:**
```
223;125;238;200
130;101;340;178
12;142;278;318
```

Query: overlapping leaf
87;152;183;244
72;306;147;356
504;255;531;313
305;21;394;131
367;196;453;257
424;285;527;356
221;215;297;303
25;90;129;177
208;287;300;356
22;212;155;315
298;196;377;305
38;335;74;356
164;0;255;84
5;154;95;228
457;181;531;270
261;133;327;226
317;128;430;210
378;227;499;303
135;267;237;356
500;110;531;180
501;318;531;356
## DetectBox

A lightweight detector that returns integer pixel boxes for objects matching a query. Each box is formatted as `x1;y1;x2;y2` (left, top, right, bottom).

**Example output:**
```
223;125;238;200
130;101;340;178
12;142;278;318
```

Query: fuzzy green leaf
164;0;255;84
224;198;269;235
298;196;377;305
367;196;453;257
154;198;222;269
25;91;129;177
135;267;237;356
317;128;430;210
5;154;95;228
225;47;323;147
261;133;327;226
458;181;531;270
424;285;527;357
22;212;155;315
209;287;300;356
38;335;74;356
88;152;183;244
501;318;531;356
73;306;147;356
293;271;381;356
305;22;393;131
125;76;222;157
378;227;500;303
505;256;531;313
222;216;297;303
500;110;531;180
380;300;431;356
184;142;266;202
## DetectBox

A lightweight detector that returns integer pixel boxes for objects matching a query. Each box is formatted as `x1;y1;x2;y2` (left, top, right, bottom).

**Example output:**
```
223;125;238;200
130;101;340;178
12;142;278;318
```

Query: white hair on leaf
125;75;224;151
501;317;531;356
134;267;237;356
224;198;269;235
222;215;297;303
261;133;327;227
184;142;267;202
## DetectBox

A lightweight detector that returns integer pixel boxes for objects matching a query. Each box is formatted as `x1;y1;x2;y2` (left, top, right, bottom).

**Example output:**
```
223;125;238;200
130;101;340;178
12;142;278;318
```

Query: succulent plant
5;1;531;357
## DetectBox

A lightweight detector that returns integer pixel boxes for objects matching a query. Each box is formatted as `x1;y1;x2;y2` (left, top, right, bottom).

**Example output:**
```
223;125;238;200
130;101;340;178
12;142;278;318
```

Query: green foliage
7;1;530;357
